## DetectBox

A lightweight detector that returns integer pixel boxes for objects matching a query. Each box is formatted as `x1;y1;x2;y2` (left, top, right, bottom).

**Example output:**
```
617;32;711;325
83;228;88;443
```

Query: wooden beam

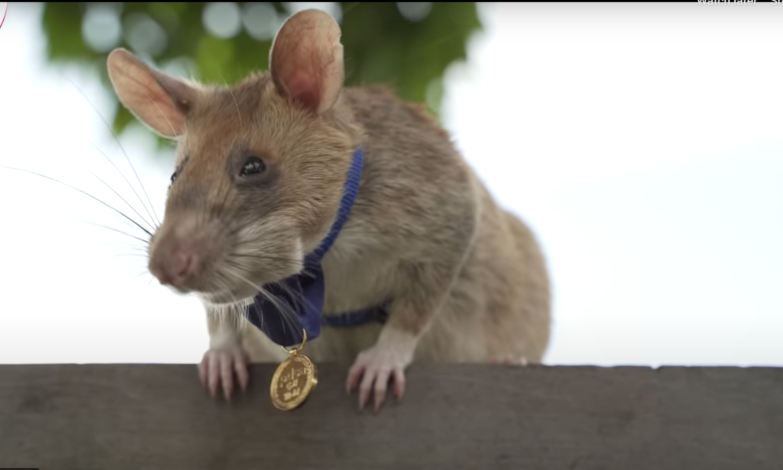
1;364;781;469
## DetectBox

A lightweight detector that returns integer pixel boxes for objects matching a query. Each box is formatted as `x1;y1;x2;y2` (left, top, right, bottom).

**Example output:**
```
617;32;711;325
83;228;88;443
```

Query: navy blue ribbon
245;147;388;347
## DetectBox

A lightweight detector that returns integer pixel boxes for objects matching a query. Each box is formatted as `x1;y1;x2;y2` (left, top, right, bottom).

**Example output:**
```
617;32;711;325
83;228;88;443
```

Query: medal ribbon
246;147;371;347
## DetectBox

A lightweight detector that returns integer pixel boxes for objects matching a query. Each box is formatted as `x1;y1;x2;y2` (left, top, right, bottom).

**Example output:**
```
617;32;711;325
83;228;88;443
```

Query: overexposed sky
0;2;781;366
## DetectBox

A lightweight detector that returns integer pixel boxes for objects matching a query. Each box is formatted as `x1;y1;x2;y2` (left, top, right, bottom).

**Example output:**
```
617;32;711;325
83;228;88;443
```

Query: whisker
111;252;148;259
128;270;152;284
227;252;303;264
210;278;248;332
81;151;157;233
52;216;150;246
66;77;161;227
76;133;159;232
223;255;310;315
233;301;249;334
223;76;242;127
270;279;317;315
220;268;301;336
122;265;151;280
89;238;149;255
256;286;299;336
203;279;246;333
0;166;154;238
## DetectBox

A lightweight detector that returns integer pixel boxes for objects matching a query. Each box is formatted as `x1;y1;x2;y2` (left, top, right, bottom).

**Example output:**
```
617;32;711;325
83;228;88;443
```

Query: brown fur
284;86;550;364
106;9;551;401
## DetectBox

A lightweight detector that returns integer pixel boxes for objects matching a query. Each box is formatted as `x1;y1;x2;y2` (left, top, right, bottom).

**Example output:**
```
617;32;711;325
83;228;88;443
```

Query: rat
105;8;551;412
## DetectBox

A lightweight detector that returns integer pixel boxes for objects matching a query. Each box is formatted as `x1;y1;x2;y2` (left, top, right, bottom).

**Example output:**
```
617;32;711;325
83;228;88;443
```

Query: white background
0;3;781;366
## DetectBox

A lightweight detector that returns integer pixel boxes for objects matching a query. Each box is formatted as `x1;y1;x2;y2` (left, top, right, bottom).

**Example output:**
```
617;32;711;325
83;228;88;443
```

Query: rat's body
238;86;550;367
106;9;550;411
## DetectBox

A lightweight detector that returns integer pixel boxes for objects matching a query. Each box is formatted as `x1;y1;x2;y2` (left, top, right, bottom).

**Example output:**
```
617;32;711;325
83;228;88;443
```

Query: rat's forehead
173;73;316;165
201;74;269;114
182;75;273;136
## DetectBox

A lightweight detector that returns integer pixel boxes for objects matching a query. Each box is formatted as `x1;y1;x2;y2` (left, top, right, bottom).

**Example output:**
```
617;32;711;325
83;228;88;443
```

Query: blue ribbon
245;147;388;347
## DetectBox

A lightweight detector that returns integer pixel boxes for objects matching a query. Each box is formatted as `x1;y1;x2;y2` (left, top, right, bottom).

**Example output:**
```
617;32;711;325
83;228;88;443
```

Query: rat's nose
168;250;196;287
149;245;199;289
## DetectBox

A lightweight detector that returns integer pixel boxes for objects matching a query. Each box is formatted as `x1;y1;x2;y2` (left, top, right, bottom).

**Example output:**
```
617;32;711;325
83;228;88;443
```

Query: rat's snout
147;213;216;291
149;242;200;289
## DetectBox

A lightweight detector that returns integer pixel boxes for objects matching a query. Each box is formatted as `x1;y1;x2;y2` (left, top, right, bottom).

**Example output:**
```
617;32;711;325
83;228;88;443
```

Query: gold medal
270;329;318;411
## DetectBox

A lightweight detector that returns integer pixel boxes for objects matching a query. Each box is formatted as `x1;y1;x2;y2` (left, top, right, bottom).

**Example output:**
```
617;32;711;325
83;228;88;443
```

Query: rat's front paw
198;346;249;401
346;345;410;413
490;355;529;366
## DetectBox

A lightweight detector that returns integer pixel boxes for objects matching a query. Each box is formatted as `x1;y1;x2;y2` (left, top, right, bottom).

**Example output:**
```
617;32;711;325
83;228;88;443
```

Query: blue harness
245;147;389;347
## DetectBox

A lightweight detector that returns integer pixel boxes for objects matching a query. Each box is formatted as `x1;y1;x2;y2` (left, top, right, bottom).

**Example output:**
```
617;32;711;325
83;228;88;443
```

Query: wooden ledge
1;364;782;469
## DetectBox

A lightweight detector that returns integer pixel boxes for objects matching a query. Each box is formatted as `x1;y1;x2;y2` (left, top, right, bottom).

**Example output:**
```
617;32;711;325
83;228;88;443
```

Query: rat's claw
234;352;249;392
207;352;221;397
199;347;249;401
198;357;208;387
221;355;234;400
358;368;375;411
348;346;408;413
392;368;406;402
346;362;365;394
373;368;392;412
357;366;399;412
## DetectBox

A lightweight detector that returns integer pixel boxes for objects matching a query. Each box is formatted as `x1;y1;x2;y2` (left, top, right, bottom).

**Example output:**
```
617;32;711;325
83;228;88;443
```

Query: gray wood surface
0;364;781;470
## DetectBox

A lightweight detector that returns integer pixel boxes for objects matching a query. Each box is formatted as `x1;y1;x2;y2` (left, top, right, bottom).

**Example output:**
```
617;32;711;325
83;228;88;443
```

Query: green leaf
39;2;483;153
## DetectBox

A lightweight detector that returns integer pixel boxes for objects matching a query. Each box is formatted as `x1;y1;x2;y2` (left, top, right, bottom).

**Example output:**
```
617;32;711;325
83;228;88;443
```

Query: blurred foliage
40;2;482;150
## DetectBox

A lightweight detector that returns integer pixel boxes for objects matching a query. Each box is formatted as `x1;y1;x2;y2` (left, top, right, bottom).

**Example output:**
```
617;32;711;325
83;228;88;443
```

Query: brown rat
106;8;551;412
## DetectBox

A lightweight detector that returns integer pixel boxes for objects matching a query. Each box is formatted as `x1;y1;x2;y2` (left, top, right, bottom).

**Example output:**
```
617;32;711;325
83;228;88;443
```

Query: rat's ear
106;48;197;138
269;9;344;114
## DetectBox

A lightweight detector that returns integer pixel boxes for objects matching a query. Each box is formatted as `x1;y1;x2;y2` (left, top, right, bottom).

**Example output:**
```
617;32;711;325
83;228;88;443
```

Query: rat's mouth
195;272;271;305
171;285;191;295
147;216;306;306
199;288;256;306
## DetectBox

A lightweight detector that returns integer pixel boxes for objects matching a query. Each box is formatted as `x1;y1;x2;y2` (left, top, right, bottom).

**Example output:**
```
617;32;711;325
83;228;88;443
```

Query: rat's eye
240;156;266;177
168;171;178;191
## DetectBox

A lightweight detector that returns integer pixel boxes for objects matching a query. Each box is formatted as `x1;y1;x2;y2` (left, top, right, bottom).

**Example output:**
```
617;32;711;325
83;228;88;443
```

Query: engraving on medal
270;353;317;411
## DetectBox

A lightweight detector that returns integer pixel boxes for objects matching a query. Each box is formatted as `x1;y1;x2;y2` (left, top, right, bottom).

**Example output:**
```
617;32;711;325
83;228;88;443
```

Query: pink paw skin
346;348;408;413
490;355;529;366
198;347;250;401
